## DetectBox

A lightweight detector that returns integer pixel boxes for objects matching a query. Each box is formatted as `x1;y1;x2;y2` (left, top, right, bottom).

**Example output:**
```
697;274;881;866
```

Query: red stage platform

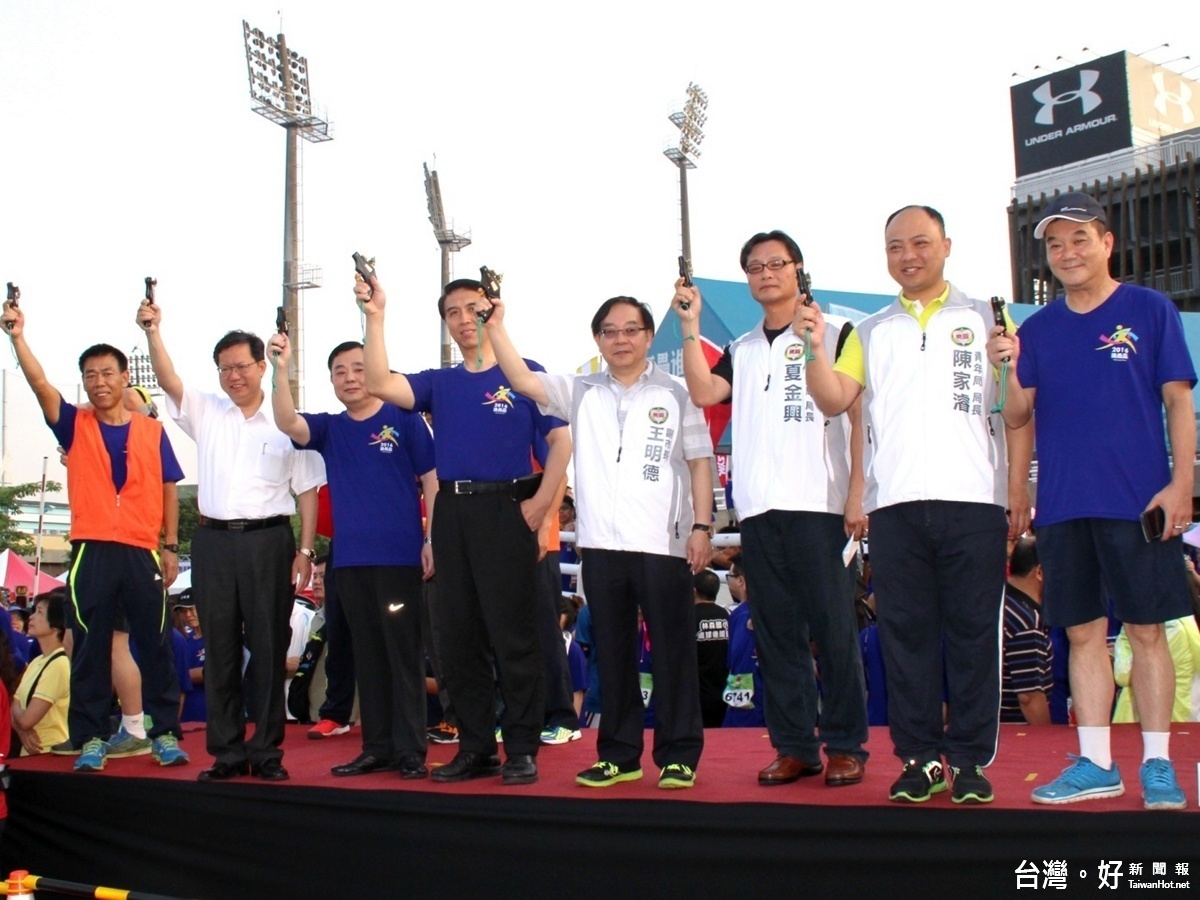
3;723;1198;899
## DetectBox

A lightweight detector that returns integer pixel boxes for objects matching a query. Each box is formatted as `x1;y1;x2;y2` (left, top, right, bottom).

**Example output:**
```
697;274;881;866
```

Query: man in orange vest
1;301;187;773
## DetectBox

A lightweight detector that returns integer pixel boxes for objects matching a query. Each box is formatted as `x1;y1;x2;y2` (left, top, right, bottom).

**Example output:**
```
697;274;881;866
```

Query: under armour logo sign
1032;70;1102;125
1152;72;1194;124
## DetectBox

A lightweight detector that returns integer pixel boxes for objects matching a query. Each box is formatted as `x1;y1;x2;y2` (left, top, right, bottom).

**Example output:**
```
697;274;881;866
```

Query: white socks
122;713;146;739
1142;731;1170;764
1077;726;1112;769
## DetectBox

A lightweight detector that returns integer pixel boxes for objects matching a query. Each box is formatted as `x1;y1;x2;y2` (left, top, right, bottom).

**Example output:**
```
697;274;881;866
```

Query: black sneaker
576;761;644;788
889;759;947;803
951;765;994;804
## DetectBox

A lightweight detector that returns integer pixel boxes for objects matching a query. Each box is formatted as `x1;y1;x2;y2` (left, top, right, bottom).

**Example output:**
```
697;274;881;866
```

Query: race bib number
639;672;653;708
723;673;755;709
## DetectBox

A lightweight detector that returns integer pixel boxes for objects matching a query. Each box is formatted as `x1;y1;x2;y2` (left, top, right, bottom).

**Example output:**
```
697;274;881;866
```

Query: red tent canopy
0;549;66;596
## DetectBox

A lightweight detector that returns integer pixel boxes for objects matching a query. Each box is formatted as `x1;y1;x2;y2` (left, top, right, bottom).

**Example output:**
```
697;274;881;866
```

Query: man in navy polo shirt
271;337;435;779
359;274;571;786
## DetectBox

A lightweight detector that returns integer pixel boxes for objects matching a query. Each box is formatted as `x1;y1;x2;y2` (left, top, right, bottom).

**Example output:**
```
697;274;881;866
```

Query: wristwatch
691;524;712;536
162;543;180;553
298;548;317;561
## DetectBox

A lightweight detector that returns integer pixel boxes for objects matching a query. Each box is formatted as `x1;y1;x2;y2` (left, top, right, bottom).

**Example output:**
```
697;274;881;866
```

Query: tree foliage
0;481;64;556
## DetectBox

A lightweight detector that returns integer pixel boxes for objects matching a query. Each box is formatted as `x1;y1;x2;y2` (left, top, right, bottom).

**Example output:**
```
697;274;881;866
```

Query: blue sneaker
73;738;107;772
1140;758;1186;810
106;726;152;758
1031;755;1124;804
151;734;190;767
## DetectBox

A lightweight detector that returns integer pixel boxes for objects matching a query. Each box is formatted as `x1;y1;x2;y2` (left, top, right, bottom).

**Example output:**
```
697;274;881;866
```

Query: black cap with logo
1034;192;1107;239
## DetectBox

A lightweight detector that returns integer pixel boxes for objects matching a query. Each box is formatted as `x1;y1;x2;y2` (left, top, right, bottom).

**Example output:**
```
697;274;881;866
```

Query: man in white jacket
674;230;870;791
481;293;713;790
796;207;1031;804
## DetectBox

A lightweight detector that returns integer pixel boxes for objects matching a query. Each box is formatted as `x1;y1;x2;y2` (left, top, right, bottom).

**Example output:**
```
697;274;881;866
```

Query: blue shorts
1038;518;1193;627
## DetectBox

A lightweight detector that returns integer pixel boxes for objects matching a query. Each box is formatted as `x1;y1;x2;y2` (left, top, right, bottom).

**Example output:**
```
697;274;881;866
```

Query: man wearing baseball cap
989;191;1196;810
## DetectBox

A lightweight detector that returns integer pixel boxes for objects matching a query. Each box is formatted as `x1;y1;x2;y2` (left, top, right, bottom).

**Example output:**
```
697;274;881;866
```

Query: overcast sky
1;1;1197;414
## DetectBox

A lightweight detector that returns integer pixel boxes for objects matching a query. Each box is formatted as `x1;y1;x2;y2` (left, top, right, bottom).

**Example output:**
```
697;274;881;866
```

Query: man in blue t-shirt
990;191;1197;810
270;337;436;780
1;301;188;772
172;592;206;723
358;274;571;787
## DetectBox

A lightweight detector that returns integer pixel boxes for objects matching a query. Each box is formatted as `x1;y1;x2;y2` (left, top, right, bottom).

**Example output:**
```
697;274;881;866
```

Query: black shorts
1038;518;1193;627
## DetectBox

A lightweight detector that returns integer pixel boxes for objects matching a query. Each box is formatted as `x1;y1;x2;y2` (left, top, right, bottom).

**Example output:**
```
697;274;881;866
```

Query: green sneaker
575;761;643;788
951;765;994;804
106;726;152;758
889;759;947;803
658;763;696;789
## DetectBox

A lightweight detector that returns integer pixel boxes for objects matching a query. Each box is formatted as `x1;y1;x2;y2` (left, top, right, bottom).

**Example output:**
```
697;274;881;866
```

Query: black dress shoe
398;756;429;780
197;760;250;782
331;754;399;777
501;754;538;786
431;751;502;783
251;759;290;781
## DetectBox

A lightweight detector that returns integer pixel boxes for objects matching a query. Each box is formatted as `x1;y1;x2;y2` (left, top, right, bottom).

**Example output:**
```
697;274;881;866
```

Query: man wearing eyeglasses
477;294;712;789
795;206;1030;805
138;299;325;783
674;230;869;791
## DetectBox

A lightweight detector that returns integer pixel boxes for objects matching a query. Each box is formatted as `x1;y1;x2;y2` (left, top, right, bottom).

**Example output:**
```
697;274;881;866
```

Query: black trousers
66;541;181;744
317;543;357;726
431;492;544;756
740;510;868;763
535;553;580;731
192;521;294;767
869;500;1007;769
583;549;703;770
336;566;426;761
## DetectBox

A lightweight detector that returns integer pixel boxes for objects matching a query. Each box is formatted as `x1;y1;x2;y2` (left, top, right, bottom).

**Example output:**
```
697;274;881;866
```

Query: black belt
439;473;542;501
199;515;290;532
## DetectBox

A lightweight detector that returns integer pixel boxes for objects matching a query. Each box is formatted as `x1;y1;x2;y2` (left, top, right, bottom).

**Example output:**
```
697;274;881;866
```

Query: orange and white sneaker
307;719;351;740
427;721;460;744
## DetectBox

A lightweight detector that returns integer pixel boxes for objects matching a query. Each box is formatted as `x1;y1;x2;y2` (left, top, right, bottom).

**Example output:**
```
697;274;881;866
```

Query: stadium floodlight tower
242;20;332;407
424;162;472;368
663;82;709;268
126;347;159;393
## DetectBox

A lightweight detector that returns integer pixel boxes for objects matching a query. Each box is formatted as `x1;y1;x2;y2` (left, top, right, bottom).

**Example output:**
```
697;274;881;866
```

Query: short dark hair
740;230;804;272
78;344;128;375
728;551;744;577
557;595;579;632
437;279;483;320
693;569;720;602
590;297;655;337
212;330;265;365
327;341;364;371
885;205;946;237
1009;536;1039;578
314;553;330;567
33;588;66;639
